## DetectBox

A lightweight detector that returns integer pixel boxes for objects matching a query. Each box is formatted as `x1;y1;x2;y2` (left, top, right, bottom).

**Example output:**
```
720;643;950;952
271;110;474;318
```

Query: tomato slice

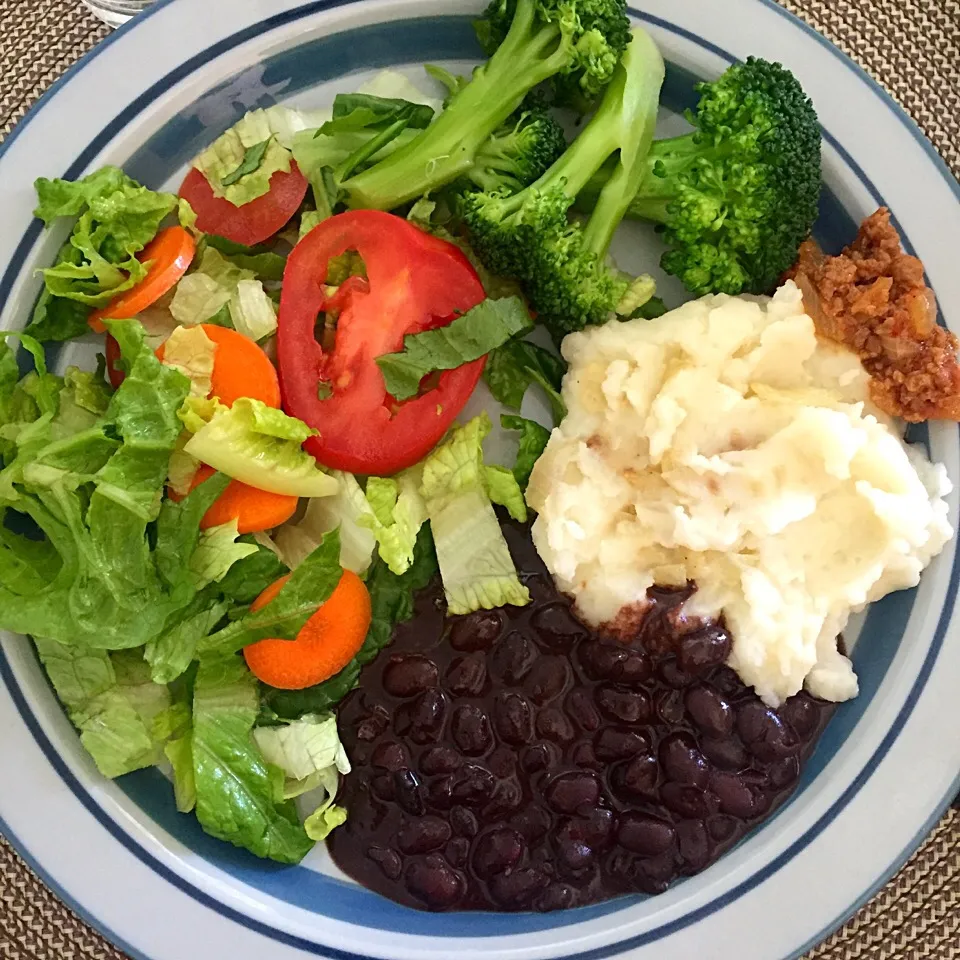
277;210;486;476
179;163;308;247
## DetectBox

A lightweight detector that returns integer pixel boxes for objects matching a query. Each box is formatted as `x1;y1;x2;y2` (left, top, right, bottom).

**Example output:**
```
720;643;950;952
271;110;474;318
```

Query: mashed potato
526;282;953;706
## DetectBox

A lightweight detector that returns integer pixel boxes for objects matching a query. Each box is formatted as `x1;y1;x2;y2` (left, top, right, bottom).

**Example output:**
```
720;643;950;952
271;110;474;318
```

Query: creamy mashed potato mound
527;282;953;706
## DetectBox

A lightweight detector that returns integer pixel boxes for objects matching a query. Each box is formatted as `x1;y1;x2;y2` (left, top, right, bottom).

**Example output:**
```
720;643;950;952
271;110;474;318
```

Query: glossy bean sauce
329;520;834;911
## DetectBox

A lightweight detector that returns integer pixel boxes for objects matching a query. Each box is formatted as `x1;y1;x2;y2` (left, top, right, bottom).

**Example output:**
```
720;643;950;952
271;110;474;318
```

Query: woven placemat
0;1;958;958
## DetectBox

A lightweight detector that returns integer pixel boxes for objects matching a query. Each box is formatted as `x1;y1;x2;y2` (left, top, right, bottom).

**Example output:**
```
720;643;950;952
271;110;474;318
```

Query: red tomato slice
277;210;486;476
179;163;308;247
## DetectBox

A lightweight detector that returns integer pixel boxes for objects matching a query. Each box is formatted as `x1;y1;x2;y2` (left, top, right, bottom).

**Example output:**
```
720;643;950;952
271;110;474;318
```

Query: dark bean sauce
329;520;834;912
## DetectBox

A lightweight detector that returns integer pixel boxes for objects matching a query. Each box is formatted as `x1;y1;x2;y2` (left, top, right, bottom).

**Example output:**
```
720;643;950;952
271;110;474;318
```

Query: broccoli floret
465;105;568;194
578;57;822;295
460;27;665;341
340;0;631;210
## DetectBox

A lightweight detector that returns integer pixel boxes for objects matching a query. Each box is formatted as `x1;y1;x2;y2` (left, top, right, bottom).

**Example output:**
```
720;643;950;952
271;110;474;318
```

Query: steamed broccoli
460;26;665;341
464;104;568;194
340;0;631;210
577;57;822;295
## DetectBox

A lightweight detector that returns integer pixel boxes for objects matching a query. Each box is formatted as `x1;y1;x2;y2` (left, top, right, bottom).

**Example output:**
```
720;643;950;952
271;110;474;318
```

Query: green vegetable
361;471;426;576
0;321;224;650
34;166;178;309
575;58;822;296
35;638;170;778
192;656;313;863
202;235;287;281
461;26;664;341
229;278;277;342
420;414;529;615
193;111;294;207
274;472;377;575
335;0;631;210
216;535;289;604
182;397;337;499
501;413;550;489
200;531;342;656
170;247;255;326
252;712;350;795
376;296;533;402
164;734;196;813
484;464;528;522
484;338;567;424
160;325;216;397
145;597;229;686
190;520;260;590
264;526;437;719
220;138;273;187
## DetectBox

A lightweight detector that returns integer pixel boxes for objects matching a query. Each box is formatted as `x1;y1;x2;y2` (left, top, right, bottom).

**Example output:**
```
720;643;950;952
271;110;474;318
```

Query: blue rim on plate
0;2;958;960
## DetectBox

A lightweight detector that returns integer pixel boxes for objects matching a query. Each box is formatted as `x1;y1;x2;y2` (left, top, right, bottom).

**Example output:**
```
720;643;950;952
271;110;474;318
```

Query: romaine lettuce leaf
420;414;529;615
216;534;289;604
193;111;294;207
145;596;229;686
361;471;426;575
192;656;313;863
376;297;532;402
263;526;437;720
275;471;375;575
252;712;350;793
183;397;337;498
484;339;567;425
200;530;342;656
164;733;196;813
35;167;178;308
501;413;550;491
170;247;255;326
190;519;259;590
34;637;170;778
160;325;217;398
484;464;527;522
230;278;277;342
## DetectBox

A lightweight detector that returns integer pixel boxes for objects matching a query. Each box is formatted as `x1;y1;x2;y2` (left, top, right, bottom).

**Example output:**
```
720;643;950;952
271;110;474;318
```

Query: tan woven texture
0;0;958;958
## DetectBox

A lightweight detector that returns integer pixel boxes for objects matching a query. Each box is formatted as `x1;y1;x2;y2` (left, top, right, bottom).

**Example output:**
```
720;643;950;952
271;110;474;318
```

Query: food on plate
2;13;955;913
791;207;960;421
329;519;834;909
575;57;822;297
527;281;952;706
461;26;666;341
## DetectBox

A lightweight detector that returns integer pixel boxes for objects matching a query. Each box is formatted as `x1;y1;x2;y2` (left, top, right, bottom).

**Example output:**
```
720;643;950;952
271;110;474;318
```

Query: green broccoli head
631;56;822;295
467;105;568;194
475;0;632;107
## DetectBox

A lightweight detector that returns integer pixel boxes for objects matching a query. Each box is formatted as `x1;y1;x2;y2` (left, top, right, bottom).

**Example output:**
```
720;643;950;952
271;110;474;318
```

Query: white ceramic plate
1;2;959;959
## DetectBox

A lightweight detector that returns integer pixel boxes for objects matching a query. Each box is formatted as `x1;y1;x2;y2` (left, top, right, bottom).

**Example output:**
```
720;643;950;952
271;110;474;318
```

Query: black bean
536;708;576;743
366;844;402;880
676;819;711;870
617;813;676;856
595;685;652;724
531;603;588;652
489;632;537;685
490;868;549;908
370;741;410;772
685;684;734;737
737;702;800;761
472;827;524;879
451;705;493;756
449;611;504;651
659;732;709;788
545;773;601;815
677;624;731;674
382;655;439;698
394;769;426;817
398;817;452;855
420;745;461;776
405;855;465;909
594;727;650;761
446;655;488;697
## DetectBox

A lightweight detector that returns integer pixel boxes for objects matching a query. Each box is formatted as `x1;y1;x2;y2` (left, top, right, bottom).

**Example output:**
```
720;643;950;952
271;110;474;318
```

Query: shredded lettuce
274;471;376;575
420;414;529;615
194;111;295;207
170;248;255;327
160;325;217;398
230;278;277;342
182;397;336;499
376;297;532;401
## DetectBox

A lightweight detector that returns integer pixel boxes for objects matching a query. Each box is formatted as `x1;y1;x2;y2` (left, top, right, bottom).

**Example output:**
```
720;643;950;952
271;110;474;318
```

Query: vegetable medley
0;0;825;865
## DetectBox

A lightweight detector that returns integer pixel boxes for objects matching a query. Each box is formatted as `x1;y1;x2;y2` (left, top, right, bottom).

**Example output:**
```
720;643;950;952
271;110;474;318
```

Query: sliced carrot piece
173;464;298;534
89;226;196;333
244;571;372;690
156;323;281;408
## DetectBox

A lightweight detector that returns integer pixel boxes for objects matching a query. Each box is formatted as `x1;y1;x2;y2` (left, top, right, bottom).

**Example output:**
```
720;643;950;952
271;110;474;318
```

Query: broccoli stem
342;0;569;210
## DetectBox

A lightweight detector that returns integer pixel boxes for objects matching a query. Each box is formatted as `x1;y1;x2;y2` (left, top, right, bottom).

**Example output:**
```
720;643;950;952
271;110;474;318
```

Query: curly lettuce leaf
484;339;567;425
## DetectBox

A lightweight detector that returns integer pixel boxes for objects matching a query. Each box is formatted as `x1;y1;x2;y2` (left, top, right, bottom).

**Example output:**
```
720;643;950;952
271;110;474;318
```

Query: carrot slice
244;571;372;690
89;226;196;333
156;323;281;408
174;464;298;534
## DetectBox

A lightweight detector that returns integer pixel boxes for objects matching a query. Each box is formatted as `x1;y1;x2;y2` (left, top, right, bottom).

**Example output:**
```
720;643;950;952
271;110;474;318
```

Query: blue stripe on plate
0;2;957;958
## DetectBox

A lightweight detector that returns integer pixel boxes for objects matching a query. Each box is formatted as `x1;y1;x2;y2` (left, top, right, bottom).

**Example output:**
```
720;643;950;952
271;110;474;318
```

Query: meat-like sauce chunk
791;207;960;422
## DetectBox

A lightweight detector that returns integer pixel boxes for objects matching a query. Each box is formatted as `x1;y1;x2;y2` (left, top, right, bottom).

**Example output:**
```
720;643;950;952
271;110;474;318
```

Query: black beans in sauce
328;520;833;911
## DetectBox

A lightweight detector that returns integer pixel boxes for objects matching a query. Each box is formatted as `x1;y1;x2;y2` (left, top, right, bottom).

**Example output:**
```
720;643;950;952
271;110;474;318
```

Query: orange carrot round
156;323;281;408
89;226;196;332
173;464;298;533
244;571;372;690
